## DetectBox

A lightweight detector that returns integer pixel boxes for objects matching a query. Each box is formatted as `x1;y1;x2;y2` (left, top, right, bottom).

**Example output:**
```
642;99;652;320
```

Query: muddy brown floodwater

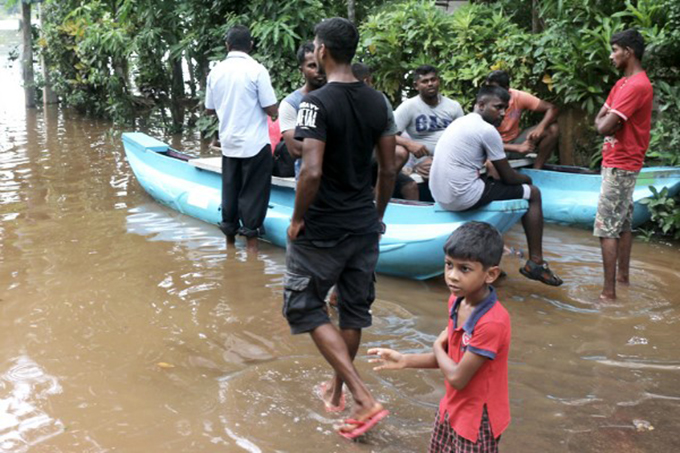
2;32;680;453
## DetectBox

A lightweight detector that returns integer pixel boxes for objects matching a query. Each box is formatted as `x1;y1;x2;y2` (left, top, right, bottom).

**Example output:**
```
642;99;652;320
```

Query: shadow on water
1;28;680;452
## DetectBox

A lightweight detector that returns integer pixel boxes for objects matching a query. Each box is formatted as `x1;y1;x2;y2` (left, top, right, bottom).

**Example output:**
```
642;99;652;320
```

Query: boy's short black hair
351;62;372;81
296;42;315;66
476;85;511;104
314;17;358;64
486;70;510;90
611;28;645;61
225;25;251;52
443;221;504;268
414;64;438;81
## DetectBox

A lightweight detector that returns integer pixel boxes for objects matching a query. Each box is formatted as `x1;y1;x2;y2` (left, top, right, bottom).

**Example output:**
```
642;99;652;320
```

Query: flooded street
2;32;680;453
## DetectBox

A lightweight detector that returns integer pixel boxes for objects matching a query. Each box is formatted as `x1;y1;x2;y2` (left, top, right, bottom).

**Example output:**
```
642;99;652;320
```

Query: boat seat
189;156;297;189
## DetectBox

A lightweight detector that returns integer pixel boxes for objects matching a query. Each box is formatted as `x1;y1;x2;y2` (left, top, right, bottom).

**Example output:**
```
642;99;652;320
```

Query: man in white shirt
205;25;278;253
430;85;563;287
394;65;465;179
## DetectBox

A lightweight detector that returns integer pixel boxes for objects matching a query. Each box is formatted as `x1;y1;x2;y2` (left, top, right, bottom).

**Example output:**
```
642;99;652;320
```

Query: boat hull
519;167;680;229
123;132;528;280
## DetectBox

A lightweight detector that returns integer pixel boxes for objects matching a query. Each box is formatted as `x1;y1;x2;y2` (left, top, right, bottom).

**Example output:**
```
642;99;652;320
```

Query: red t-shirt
602;71;653;171
439;287;511;442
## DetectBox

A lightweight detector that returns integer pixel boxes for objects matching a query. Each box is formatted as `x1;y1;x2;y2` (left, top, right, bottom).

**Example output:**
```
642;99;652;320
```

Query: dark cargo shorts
283;233;379;335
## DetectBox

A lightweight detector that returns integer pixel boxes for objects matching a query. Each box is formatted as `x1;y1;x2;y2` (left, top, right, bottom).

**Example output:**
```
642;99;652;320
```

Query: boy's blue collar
450;286;497;335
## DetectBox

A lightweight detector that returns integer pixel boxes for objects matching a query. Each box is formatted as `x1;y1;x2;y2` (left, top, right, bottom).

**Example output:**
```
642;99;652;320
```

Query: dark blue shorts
283;233;379;334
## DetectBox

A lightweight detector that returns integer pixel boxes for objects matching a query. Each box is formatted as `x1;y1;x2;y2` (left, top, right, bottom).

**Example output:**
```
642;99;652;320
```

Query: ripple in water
0;356;64;452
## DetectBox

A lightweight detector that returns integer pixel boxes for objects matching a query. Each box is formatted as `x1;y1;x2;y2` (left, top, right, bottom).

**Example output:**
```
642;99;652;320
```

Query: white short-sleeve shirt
205;51;277;158
429;113;506;211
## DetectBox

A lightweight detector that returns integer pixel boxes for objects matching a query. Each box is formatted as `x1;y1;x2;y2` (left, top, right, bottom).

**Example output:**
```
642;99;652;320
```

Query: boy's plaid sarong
428;406;500;453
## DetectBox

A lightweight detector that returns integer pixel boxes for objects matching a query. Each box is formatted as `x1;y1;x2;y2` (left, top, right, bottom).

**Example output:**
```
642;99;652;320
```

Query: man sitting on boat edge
429;85;563;287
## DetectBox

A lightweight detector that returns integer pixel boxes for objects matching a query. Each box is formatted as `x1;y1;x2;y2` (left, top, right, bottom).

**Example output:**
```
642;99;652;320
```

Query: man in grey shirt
279;42;326;177
430;85;563;287
394;65;464;178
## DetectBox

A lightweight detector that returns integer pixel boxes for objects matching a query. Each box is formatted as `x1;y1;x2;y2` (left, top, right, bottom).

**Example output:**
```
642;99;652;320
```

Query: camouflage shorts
593;167;639;238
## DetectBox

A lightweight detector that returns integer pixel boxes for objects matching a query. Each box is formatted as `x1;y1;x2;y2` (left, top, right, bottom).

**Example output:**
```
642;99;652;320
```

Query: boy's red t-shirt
602;71;653;172
439;287;511;442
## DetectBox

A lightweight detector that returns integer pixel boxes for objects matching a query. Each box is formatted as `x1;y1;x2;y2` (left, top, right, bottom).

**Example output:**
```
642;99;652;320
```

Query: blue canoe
122;132;528;280
519;165;680;228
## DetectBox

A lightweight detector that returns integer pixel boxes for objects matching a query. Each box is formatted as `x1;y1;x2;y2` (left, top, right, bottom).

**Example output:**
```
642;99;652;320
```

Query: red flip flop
314;382;346;413
337;409;390;440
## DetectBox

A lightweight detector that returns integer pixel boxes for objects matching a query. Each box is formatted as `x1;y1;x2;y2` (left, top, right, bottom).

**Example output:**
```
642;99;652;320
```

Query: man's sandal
519;260;563;286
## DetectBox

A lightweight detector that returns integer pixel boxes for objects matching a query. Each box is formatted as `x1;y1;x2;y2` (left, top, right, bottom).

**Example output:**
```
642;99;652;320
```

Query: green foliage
360;1;544;110
638;186;680;239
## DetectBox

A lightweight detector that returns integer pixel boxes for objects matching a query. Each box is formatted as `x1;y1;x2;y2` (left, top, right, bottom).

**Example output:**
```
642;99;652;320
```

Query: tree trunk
347;0;356;23
169;55;185;131
21;1;36;108
531;0;541;33
186;55;196;98
39;3;58;105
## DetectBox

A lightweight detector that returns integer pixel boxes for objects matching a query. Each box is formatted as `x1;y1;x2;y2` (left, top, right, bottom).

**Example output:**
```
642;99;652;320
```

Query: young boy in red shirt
369;221;510;452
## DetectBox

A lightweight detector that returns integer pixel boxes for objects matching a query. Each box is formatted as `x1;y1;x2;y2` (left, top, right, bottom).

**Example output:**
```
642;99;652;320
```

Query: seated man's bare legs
533;123;559;169
522;185;544;264
395;145;410;173
400;179;419;200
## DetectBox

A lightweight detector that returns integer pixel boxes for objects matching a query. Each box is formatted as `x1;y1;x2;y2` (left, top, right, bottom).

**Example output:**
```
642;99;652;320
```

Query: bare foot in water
246;237;259;254
315;380;345;412
617;276;630;286
599;291;616;301
226;235;236;248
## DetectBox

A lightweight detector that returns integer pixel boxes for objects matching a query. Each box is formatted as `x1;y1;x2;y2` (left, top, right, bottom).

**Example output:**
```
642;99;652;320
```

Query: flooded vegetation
2;30;680;453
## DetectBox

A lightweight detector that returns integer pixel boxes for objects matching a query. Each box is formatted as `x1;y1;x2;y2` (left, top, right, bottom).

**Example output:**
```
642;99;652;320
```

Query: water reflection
0;356;64;452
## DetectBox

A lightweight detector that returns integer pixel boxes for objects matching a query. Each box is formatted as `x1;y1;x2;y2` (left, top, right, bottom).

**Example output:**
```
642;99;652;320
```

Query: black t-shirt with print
294;81;397;240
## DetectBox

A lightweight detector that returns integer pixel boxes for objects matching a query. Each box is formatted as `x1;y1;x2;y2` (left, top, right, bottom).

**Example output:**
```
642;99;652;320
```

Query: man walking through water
205;25;278;253
283;17;397;439
594;29;653;300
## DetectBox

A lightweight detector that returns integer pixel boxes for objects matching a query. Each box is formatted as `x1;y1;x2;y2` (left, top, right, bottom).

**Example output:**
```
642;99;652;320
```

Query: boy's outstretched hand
368;348;406;371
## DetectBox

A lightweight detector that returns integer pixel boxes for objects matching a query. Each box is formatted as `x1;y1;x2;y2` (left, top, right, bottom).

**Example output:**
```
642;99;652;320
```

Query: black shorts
468;176;529;210
283;233;379;334
371;160;415;198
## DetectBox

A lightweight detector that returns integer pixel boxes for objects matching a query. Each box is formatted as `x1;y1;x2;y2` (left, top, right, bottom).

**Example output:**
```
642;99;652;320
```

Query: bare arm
368;348;439;370
395;134;429;158
374;135;397;221
503;141;535;154
528;100;559;140
287;138;324;240
433;330;487;390
282;129;302;158
205;108;216;116
492;158;532;185
594;104;623;136
263;103;278;119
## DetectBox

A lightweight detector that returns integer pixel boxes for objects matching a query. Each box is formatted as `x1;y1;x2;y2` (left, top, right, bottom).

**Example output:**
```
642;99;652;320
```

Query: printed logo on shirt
414;114;451;133
296;102;319;129
603;136;618;152
462;332;472;346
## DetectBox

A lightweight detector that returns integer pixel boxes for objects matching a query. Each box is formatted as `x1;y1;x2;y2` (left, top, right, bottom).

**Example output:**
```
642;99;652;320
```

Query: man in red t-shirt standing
594;29;653;300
